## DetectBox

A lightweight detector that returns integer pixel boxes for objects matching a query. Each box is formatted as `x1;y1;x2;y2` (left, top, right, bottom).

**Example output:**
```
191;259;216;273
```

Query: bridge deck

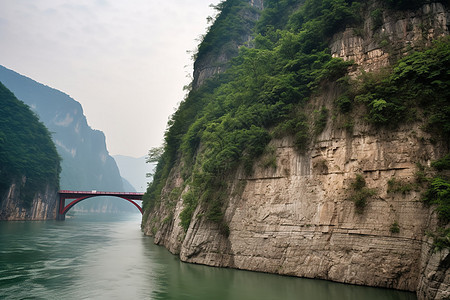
58;190;144;200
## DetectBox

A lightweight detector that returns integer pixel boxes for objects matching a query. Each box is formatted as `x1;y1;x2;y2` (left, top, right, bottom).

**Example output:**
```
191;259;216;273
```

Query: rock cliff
145;95;448;294
0;179;58;220
0;82;60;220
330;2;449;74
143;1;449;298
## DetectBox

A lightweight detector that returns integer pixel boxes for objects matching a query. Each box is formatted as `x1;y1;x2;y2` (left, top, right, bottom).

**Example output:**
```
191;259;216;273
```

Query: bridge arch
58;191;144;219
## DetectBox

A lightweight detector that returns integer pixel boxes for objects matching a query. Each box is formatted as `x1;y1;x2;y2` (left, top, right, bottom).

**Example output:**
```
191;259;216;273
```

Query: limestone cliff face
418;237;450;299
145;91;445;292
0;179;58;220
330;2;449;74
143;1;450;298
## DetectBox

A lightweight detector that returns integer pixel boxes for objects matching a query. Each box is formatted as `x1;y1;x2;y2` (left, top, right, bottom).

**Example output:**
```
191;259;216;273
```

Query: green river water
0;213;417;299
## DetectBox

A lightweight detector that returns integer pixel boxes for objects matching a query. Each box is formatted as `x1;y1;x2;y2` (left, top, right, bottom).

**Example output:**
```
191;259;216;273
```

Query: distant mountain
121;177;136;192
0;65;135;213
113;155;155;192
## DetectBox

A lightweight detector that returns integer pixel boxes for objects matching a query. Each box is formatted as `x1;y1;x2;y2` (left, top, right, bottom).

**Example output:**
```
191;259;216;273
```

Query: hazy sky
0;0;220;157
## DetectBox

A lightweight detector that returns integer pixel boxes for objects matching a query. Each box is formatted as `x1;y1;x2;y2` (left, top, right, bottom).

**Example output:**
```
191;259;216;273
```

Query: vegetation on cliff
348;37;450;140
0;82;60;206
423;154;450;251
196;0;258;62
143;0;449;231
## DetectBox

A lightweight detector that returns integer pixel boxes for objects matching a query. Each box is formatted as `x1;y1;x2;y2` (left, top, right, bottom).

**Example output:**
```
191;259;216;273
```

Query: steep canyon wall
143;2;449;298
0;179;58;220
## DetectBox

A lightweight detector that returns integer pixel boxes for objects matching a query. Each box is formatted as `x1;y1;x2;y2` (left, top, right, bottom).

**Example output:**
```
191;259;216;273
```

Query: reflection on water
0;213;417;299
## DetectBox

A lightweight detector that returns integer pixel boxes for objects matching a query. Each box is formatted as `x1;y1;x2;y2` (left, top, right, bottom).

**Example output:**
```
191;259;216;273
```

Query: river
0;213;417;299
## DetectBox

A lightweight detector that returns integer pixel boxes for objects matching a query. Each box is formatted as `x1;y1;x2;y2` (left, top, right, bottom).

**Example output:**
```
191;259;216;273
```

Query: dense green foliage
428;227;450;252
422;154;450;251
255;0;301;33
196;0;258;63
349;37;450;139
423;155;450;223
431;153;450;171
143;0;450;231
0;82;60;205
423;177;450;223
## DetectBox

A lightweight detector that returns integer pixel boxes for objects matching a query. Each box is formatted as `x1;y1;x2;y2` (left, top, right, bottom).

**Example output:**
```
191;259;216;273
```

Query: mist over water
0;213;416;299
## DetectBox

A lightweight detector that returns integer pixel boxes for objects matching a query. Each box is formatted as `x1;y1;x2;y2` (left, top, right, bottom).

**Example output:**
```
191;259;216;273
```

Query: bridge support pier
57;197;65;221
57;212;65;221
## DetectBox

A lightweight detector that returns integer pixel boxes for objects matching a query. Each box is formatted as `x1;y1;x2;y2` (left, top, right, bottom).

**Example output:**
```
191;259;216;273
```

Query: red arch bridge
58;190;144;220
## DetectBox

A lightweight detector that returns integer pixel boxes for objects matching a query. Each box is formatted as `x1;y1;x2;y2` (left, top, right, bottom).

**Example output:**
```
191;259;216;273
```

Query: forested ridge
0;82;60;206
143;0;450;240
